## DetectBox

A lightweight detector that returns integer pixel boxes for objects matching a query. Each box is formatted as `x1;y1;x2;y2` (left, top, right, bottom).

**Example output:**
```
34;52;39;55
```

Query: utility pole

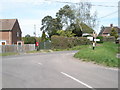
34;24;36;37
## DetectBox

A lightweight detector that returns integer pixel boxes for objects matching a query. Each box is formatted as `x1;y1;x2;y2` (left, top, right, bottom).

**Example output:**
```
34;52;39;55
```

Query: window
2;42;5;45
17;32;19;37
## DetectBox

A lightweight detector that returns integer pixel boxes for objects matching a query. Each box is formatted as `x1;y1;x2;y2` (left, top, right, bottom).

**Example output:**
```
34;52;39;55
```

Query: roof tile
0;19;17;30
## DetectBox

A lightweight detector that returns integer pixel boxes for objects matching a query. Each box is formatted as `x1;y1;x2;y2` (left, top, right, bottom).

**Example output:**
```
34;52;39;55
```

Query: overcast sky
0;0;119;37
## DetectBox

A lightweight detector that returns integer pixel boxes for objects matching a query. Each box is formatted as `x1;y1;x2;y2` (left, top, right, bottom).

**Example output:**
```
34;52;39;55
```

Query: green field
74;42;119;67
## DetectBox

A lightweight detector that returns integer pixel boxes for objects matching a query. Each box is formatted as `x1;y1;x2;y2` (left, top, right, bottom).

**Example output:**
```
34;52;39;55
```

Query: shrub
103;36;115;42
96;36;103;43
51;36;91;49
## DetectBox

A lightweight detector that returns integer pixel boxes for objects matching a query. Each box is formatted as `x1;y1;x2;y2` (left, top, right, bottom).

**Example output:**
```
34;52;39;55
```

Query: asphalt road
2;51;118;89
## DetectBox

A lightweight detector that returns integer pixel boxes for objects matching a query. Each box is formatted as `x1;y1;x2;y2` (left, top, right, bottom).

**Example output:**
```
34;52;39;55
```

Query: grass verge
0;52;18;56
74;42;119;67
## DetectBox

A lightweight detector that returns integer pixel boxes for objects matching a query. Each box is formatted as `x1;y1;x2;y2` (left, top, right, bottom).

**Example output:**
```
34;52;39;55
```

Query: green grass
74;42;119;67
0;52;18;56
118;44;120;53
67;45;90;50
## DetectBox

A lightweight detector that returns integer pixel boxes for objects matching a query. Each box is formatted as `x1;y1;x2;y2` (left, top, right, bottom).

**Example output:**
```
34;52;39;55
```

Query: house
99;24;120;37
0;19;22;45
79;23;97;37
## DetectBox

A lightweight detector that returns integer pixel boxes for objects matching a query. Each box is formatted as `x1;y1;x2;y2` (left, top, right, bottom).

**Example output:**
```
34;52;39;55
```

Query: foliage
73;2;97;29
67;23;94;37
74;42;118;67
110;28;119;39
103;36;115;42
118;44;120;53
56;30;75;37
22;34;36;44
51;36;91;49
67;45;90;50
40;16;62;37
56;5;75;28
80;23;94;33
67;23;82;37
35;37;41;42
41;31;47;42
96;36;103;43
40;3;97;37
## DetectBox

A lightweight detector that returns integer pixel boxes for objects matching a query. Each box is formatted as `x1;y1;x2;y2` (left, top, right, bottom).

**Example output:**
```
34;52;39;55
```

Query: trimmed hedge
96;36;103;43
96;36;116;43
103;36;115;42
51;35;91;49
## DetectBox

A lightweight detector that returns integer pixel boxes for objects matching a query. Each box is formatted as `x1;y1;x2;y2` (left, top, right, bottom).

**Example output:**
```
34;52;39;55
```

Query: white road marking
61;72;95;90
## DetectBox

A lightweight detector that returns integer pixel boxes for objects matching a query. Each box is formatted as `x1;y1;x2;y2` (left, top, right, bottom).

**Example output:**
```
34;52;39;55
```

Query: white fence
0;44;36;53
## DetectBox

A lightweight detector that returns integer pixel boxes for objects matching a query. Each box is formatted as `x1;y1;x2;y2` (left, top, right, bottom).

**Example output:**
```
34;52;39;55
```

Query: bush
51;36;91;49
96;36;103;43
103;36;115;42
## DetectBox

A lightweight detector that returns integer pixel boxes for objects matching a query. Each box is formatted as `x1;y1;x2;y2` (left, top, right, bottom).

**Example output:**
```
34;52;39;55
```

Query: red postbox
36;42;39;46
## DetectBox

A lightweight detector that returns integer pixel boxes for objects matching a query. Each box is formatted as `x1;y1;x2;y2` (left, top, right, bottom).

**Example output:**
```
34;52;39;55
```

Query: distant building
0;19;22;45
99;24;120;37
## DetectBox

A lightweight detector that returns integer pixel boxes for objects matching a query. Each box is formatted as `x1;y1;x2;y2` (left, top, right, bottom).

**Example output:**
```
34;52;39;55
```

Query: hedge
96;36;115;43
51;35;91;49
103;36;115;42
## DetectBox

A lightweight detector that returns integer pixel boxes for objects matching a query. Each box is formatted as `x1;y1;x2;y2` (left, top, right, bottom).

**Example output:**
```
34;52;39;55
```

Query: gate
39;40;51;50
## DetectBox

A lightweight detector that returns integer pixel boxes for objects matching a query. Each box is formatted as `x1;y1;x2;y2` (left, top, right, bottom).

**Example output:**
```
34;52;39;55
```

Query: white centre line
61;72;95;90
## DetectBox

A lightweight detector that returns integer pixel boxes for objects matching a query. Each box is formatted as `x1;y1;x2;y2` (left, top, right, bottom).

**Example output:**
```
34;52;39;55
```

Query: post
93;42;95;50
36;42;39;51
93;31;96;50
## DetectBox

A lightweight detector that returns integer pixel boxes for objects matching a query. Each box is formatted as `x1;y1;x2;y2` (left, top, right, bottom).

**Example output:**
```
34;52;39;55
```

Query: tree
56;5;75;30
40;3;97;38
56;30;75;37
41;16;62;37
67;23;82;37
41;31;47;42
22;34;36;44
56;3;96;36
110;28;119;39
73;2;97;29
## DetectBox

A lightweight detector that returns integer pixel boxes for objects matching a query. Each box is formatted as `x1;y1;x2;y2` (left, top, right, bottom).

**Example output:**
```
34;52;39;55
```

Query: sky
0;0;119;37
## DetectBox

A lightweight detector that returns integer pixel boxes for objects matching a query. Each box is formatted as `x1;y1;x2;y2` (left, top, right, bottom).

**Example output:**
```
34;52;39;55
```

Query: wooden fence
0;44;36;53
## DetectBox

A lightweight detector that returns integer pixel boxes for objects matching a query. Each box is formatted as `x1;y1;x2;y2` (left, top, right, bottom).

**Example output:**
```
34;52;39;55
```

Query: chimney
110;24;113;27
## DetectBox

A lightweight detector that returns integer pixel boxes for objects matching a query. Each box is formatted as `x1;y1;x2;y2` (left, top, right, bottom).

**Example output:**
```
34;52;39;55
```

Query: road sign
94;39;100;41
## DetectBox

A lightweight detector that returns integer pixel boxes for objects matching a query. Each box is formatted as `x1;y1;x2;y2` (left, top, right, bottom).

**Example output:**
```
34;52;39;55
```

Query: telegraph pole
34;24;36;37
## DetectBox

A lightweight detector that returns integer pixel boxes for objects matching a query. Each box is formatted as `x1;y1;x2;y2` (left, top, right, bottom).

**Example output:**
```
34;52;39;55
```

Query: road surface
2;51;118;89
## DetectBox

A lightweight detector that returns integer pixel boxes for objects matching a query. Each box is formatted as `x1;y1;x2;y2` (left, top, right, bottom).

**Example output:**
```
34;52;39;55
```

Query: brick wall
0;31;12;45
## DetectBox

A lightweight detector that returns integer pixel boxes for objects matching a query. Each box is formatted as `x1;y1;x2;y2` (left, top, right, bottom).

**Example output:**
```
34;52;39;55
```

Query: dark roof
102;27;111;34
99;26;120;35
80;23;94;33
0;19;17;30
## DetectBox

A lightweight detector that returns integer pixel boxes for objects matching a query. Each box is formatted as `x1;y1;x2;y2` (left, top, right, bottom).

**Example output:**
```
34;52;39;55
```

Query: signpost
92;31;97;50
